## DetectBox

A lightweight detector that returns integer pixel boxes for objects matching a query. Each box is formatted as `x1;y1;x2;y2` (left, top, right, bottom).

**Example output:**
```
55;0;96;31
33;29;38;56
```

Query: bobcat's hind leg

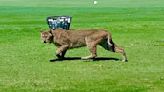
81;37;99;60
100;39;128;62
81;45;97;60
114;45;128;62
110;44;128;62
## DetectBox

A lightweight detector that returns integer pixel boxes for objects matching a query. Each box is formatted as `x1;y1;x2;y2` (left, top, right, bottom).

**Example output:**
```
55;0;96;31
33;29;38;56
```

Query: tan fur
41;29;128;61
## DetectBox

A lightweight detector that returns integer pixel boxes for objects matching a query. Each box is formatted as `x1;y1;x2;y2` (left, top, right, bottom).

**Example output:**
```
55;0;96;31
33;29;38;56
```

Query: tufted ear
48;30;52;37
48;30;54;35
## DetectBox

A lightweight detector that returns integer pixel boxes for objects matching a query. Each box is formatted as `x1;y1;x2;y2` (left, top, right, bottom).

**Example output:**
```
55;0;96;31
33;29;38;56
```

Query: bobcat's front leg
56;45;68;59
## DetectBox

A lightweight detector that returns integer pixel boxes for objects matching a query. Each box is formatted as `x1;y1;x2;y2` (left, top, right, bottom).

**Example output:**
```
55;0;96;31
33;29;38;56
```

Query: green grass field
0;0;164;92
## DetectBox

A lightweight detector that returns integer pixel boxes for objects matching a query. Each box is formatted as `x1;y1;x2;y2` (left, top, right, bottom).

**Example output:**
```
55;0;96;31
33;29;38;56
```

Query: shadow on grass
49;57;120;62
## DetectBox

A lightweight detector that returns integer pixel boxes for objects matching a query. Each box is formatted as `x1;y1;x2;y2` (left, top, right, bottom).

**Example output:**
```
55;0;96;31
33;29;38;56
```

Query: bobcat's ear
49;29;53;33
48;31;53;37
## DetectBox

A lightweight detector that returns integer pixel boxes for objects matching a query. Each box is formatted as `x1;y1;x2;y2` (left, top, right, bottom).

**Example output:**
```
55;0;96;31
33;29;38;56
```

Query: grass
0;0;164;92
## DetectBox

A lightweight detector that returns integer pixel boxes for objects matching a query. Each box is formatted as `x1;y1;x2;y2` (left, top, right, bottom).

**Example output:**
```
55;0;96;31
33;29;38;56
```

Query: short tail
107;35;115;52
107;35;113;46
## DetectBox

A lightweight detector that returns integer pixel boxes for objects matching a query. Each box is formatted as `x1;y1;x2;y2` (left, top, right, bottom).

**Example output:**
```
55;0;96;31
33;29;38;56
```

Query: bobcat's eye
42;35;47;38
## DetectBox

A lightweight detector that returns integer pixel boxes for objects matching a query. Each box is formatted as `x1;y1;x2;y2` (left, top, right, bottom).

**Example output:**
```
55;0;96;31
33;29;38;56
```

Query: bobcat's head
40;31;53;43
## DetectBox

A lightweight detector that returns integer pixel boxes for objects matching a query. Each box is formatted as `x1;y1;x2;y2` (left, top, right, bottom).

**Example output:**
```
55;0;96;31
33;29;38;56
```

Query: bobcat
41;29;128;62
